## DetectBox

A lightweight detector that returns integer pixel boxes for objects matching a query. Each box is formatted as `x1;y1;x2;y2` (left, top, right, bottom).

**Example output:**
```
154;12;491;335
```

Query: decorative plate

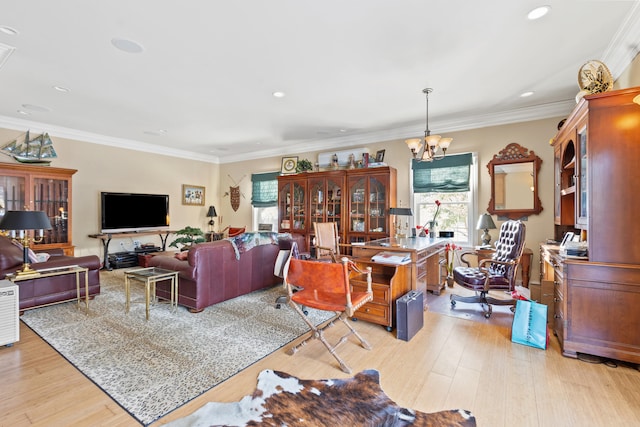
578;60;613;94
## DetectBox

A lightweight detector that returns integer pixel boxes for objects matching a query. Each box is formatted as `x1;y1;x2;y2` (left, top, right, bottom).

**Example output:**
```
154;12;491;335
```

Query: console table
89;230;174;270
352;237;447;309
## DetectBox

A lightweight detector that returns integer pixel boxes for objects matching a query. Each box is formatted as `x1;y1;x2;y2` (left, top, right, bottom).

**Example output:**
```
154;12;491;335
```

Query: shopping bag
511;299;548;350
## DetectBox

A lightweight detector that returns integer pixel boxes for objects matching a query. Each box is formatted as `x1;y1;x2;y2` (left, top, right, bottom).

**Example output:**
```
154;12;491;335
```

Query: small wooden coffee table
124;267;179;320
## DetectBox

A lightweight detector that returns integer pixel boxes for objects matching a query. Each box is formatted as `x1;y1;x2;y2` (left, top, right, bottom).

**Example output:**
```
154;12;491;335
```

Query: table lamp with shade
0;210;52;277
206;205;217;232
388;207;413;238
476;213;497;247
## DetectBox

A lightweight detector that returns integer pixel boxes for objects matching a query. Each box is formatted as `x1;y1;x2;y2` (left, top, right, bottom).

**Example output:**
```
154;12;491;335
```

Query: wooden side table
475;246;533;287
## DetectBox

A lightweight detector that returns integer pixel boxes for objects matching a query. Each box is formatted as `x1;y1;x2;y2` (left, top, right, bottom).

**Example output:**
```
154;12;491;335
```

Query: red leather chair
450;220;526;318
284;256;373;373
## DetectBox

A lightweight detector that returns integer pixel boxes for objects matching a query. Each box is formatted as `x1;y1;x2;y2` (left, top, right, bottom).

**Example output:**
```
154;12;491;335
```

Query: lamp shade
0;211;52;230
388;207;413;216
476;213;497;230
206;205;217;217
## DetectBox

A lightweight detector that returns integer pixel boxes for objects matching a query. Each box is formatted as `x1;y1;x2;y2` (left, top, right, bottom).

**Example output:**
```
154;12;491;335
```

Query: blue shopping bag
511;299;548;350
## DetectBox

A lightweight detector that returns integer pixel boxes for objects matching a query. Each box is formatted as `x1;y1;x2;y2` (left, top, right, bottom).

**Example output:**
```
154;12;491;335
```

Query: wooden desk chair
284;256;373;373
450;220;526;318
313;222;342;262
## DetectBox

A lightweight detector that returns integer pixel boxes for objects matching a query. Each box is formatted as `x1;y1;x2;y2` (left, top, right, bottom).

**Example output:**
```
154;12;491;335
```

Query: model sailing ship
0;130;58;164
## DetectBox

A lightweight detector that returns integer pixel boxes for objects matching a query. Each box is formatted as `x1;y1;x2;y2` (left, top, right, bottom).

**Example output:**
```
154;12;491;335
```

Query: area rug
165;369;476;426
20;270;333;426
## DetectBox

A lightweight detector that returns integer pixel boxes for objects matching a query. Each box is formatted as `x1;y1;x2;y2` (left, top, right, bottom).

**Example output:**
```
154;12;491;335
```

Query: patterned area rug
20;270;333;426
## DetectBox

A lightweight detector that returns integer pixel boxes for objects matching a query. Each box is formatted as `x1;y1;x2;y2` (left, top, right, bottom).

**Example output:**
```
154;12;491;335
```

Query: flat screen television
101;192;170;233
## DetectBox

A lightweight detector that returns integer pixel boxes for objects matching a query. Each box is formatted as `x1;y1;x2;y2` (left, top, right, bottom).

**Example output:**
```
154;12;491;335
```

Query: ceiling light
111;38;144;53
520;91;534;97
0;26;18;35
405;88;452;162
17;110;30;116
272;91;286;98
143;129;167;136
527;5;551;20
21;103;51;112
53;85;70;93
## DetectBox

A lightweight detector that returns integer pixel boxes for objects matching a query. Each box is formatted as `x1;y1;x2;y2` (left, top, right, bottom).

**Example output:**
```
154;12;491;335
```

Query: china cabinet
548;87;640;364
278;167;396;251
0;163;76;255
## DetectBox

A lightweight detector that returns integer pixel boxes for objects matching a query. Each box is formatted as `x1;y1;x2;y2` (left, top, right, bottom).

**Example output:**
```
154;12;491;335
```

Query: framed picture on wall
375;149;385;162
182;184;205;206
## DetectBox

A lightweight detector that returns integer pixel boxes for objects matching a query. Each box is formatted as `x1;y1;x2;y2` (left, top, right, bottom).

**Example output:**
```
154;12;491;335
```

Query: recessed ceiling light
272;91;286;98
17;110;30;116
111;38;144;53
520;91;534;98
53;85;70;93
143;129;167;136
527;5;551;20
0;26;18;35
21;103;51;112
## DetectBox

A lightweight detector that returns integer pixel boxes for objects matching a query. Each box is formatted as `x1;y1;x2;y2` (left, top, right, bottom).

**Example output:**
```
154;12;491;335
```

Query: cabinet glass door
576;125;588;227
33;177;70;244
349;177;366;233
368;176;387;234
0;175;26;214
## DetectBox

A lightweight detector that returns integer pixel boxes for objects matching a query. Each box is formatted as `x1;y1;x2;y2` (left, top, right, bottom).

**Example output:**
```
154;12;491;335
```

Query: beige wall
0;128;220;257
1;54;638;281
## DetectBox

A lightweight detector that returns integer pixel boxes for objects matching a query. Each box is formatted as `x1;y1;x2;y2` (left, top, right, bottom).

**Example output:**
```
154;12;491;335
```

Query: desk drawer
351;283;390;305
354;302;390;326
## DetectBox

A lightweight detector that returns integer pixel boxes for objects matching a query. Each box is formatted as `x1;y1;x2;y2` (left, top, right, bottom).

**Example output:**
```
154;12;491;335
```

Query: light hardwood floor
1;307;639;426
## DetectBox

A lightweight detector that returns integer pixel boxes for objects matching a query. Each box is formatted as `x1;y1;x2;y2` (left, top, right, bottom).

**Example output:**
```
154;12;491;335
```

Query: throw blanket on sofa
165;369;476;426
228;232;292;260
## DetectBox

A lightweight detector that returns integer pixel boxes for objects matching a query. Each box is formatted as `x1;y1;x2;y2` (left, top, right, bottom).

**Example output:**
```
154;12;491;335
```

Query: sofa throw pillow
175;251;189;261
35;252;51;263
11;240;39;263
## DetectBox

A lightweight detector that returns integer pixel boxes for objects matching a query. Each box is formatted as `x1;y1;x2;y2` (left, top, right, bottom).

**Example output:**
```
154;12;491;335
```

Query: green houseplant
296;158;313;173
169;226;206;250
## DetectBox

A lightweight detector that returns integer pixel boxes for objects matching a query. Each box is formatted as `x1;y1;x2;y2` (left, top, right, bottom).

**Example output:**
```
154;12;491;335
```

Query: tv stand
88;230;174;270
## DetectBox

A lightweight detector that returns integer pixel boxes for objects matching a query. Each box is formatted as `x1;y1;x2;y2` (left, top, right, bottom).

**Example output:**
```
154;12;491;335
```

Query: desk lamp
206;205;217;232
476;213;497;247
0;210;52;277
389;207;413;238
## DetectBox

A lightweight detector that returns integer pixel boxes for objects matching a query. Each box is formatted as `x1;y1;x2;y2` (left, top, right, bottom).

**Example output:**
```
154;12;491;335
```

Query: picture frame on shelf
281;156;298;174
182;184;205;206
375;149;386;162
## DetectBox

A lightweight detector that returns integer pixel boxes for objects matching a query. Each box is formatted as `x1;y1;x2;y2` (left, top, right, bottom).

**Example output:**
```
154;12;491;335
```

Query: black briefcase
396;290;424;341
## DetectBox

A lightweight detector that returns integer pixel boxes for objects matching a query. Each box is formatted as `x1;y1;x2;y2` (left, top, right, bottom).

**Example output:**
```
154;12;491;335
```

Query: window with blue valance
251;172;279;207
412;153;472;193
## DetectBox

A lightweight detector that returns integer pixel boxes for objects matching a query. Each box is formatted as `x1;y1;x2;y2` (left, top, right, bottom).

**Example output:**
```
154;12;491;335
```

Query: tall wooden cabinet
0;163;77;255
278;167;397;252
549;87;640;364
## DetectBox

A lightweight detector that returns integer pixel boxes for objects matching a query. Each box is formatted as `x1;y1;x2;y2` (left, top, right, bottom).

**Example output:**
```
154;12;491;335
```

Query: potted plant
169;226;206;251
296;158;313;173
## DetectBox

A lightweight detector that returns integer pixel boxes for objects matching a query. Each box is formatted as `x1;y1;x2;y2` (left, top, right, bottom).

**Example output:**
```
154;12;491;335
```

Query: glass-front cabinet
346;168;396;244
0;163;76;255
308;171;344;232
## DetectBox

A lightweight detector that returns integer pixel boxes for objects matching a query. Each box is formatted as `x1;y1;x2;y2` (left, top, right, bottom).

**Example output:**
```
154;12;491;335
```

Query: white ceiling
0;1;639;164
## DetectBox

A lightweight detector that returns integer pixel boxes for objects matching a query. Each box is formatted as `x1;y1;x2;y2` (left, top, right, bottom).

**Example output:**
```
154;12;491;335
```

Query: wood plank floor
1;307;639;426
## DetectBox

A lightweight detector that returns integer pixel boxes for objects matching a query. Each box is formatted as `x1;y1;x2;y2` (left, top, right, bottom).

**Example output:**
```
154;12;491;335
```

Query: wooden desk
352;237;447;309
475;246;533;287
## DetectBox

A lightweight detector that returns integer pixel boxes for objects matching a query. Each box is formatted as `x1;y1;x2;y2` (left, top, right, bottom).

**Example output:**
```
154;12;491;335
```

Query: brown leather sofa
0;235;101;311
148;232;306;312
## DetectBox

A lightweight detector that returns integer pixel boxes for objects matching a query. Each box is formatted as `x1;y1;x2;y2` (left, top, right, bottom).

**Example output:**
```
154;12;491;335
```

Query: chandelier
405;88;452;162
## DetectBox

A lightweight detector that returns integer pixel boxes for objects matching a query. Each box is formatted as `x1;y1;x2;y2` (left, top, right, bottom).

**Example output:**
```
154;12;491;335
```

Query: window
411;153;478;245
251;172;279;231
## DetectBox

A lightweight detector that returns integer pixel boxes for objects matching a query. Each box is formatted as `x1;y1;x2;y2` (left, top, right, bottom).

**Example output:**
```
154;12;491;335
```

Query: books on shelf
371;251;411;265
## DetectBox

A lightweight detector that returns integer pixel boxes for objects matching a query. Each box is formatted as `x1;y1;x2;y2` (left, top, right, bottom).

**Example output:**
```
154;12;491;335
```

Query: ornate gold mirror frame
487;142;543;219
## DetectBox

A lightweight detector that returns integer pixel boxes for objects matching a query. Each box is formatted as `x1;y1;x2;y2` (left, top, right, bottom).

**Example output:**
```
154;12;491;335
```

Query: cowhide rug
165;369;476;426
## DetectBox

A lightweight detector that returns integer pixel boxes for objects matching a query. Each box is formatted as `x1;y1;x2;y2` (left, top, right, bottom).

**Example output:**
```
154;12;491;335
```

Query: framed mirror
487;143;543;219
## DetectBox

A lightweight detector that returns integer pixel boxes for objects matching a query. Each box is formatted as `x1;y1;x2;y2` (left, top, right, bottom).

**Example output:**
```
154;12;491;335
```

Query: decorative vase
446;275;454;287
428;221;436;238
